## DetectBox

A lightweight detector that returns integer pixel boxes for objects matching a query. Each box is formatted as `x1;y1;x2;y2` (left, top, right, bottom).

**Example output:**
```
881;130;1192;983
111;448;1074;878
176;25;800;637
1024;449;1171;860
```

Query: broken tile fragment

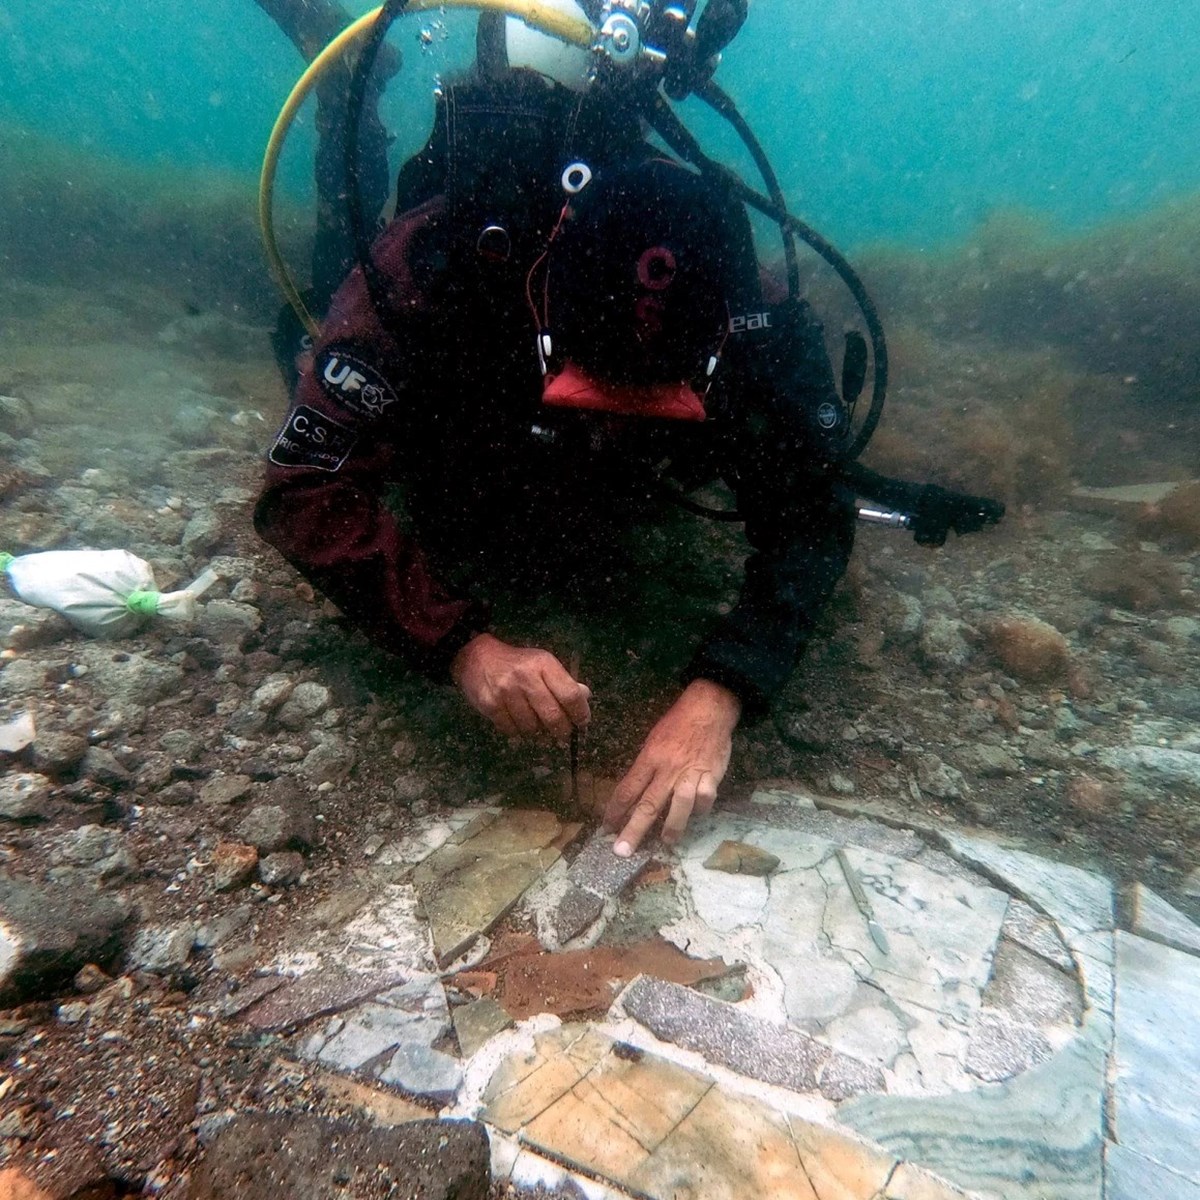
377;1042;462;1106
982;940;1083;1028
550;883;604;943
240;967;407;1033
219;974;286;1019
452;997;514;1057
1127;883;1200;958
567;831;651;899
622;975;885;1101
703;839;781;876
1001;896;1076;971
414;809;576;966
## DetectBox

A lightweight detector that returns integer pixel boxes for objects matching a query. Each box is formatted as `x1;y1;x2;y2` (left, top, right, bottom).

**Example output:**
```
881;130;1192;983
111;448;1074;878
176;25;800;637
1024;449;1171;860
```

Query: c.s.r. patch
316;346;401;419
268;405;356;472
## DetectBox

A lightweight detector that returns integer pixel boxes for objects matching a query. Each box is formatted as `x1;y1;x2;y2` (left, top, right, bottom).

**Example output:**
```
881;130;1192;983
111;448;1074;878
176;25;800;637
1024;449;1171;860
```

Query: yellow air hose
259;0;597;337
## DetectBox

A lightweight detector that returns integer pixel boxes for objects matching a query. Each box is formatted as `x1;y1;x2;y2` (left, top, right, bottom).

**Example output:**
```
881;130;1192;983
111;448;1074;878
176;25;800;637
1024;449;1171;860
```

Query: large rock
188;1115;489;1200
0;773;52;821
234;796;317;853
983;616;1070;683
0;875;127;1005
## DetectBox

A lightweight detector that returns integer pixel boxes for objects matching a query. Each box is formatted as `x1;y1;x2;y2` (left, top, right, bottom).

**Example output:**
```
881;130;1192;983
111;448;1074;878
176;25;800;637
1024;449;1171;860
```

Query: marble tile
884;1163;981;1199
413;809;575;966
964;1011;1052;1083
1127;884;1200;958
1111;933;1200;1186
1001;897;1076;972
841;1032;1106;1199
943;834;1113;938
1105;1143;1200;1200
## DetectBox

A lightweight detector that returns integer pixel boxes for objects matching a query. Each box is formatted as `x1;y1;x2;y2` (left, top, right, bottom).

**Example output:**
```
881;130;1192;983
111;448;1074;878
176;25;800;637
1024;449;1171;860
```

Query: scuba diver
254;0;1004;857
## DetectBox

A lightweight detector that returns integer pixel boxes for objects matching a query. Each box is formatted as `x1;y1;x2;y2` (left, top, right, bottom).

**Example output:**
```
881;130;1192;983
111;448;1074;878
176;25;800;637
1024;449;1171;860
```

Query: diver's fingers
613;771;674;857
604;757;656;832
542;663;592;729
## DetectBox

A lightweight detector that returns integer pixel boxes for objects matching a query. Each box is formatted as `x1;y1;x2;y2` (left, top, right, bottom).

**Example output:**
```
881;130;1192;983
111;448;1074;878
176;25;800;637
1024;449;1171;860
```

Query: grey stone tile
241;967;407;1033
841;1032;1106;1200
965;1010;1053;1082
943;834;1113;937
1105;1143;1200;1200
377;1042;462;1106
551;883;605;943
1002;897;1076;971
621;975;885;1101
1112;933;1200;1186
567;832;651;899
1128;883;1200;958
312;1003;424;1072
983;940;1083;1027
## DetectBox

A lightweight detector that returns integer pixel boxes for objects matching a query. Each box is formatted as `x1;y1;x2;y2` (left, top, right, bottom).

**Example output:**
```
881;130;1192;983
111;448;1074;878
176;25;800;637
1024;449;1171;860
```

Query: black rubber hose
697;79;799;300
649;95;888;462
345;0;409;329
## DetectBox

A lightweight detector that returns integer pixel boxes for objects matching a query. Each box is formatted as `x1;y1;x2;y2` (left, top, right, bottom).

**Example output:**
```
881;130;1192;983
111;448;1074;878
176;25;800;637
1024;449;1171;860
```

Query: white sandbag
0;549;218;638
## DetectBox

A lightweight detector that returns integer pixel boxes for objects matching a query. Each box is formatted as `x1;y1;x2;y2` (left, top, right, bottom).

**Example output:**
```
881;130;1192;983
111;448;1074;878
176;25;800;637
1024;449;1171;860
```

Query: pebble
81;745;132;788
30;729;89;776
159;728;205;760
958;744;1021;778
201;600;262;645
920;613;973;672
126;923;196;973
276;681;331;730
916;753;967;800
235;797;317;853
198;773;253;806
300;737;356;785
258;851;304;887
212;841;259;891
251;674;296;712
0;772;53;821
55;825;138;880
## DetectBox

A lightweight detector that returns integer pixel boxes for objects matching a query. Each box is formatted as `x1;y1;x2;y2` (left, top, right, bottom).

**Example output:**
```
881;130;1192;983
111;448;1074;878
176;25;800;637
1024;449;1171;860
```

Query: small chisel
835;848;890;956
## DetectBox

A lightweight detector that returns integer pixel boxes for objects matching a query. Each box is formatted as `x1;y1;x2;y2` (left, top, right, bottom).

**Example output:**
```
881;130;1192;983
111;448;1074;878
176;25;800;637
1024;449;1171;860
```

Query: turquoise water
1;0;1198;248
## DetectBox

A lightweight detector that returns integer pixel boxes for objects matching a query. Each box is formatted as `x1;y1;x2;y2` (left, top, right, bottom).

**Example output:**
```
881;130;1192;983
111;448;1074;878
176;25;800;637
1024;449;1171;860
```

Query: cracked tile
942;834;1113;938
1002;897;1076;972
982;941;1083;1027
414;809;579;966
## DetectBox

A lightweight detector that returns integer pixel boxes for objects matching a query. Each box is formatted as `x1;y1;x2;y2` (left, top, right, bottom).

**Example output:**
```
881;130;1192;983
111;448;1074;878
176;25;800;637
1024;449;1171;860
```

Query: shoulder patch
269;405;357;472
315;346;401;419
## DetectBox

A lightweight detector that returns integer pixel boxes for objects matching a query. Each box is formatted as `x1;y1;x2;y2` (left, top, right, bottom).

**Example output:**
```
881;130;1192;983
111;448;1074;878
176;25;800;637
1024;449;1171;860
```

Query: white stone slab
943;834;1113;938
1106;1143;1200;1200
1128;884;1200;958
1111;933;1200;1185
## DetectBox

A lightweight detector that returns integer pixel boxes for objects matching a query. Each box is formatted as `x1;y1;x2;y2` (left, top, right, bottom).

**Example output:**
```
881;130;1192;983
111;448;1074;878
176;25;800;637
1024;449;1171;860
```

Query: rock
1100;746;1200;791
159;728;205;760
1063;775;1120;817
957;744;1021;778
200;600;262;645
0;875;127;1004
0;658;50;699
983;616;1070;683
126;923;196;973
1082;552;1184;612
1181;868;1200;900
181;510;225;557
250;674;295;712
29;730;88;776
0;394;34;437
1139;479;1200;548
157;780;196;806
212;842;258;891
1127;883;1200;957
915;753;967;800
300;736;356;784
198;773;253;806
277;681;332;729
703;840;781;876
920;613;972;672
188;1114;490;1200
0;598;70;650
0;772;52;821
54;825;138;880
80;745;132;788
73;646;185;707
235;798;317;853
74;963;111;994
884;592;924;645
0;710;36;755
259;851;304;887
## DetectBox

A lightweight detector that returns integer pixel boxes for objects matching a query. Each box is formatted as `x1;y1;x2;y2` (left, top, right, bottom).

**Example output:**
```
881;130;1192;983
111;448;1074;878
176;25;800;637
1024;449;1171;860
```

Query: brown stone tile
240;967;407;1033
884;1162;979;1199
786;1113;897;1199
481;1026;608;1134
414;810;575;965
628;1086;820;1200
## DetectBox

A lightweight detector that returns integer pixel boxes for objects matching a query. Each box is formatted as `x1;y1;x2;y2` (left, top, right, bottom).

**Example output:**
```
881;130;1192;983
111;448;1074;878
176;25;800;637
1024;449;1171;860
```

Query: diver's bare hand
605;679;741;857
451;633;590;742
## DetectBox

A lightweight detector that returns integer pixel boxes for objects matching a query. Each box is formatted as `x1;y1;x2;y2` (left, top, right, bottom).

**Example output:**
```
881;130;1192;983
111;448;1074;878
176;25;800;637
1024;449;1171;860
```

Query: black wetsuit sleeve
682;299;857;720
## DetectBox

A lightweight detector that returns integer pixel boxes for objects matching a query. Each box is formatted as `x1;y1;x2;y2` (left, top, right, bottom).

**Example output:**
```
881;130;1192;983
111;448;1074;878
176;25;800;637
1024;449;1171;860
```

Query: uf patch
269;405;356;472
316;347;400;419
